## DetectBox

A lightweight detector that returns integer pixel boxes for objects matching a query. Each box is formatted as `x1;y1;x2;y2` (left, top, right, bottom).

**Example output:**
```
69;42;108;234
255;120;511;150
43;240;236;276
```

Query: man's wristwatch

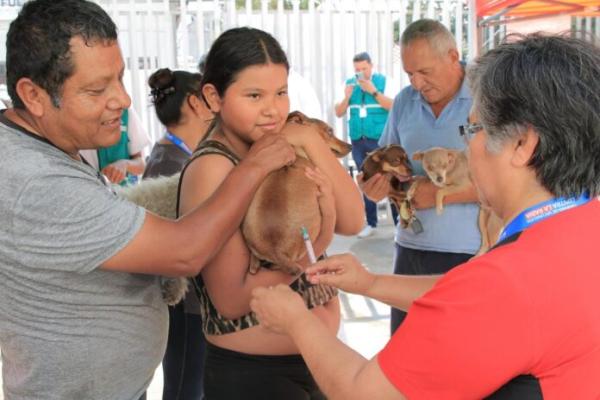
372;90;380;97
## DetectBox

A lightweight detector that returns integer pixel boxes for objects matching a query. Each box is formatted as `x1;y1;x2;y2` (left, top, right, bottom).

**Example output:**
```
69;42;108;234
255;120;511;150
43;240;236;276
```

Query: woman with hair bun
143;68;213;400
143;68;212;179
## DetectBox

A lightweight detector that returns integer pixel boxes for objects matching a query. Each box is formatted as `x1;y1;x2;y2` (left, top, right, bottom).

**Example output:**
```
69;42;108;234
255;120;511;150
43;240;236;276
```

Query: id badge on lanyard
359;106;367;118
498;193;591;242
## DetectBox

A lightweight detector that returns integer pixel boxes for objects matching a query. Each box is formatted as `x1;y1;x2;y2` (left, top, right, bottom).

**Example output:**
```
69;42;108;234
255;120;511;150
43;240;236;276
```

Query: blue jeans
162;301;206;400
352;137;381;227
390;244;473;334
138;303;206;400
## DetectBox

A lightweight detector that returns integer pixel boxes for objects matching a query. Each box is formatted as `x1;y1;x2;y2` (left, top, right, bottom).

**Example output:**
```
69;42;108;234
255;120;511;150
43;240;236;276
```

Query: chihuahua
412;147;503;256
360;144;414;228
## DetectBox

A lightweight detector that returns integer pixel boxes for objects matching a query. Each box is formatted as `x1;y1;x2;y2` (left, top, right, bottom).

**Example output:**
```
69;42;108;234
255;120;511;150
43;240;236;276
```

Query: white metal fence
573;15;600;42
95;0;476;142
0;1;597;142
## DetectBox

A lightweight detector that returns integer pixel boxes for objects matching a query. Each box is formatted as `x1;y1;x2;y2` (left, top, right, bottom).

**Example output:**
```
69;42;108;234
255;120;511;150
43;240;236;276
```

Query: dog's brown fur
242;111;352;275
360;144;414;227
118;111;351;299
412;147;503;255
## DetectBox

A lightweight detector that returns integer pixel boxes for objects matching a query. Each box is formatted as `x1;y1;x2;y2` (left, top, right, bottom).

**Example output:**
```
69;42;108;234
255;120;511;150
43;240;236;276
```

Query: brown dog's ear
447;151;456;165
365;150;381;163
287;111;307;124
412;151;424;161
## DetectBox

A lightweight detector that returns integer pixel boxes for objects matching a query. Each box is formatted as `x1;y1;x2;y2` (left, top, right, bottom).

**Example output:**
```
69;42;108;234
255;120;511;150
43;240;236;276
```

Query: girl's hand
250;284;309;335
305;167;336;221
280;122;310;149
305;253;375;296
304;166;336;262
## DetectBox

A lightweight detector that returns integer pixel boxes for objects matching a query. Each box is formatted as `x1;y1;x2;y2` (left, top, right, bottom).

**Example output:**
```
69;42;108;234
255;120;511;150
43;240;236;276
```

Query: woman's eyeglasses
458;123;484;143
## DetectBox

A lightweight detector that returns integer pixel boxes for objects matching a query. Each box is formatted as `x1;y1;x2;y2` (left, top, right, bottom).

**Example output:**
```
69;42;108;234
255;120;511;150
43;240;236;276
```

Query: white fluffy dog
115;174;189;305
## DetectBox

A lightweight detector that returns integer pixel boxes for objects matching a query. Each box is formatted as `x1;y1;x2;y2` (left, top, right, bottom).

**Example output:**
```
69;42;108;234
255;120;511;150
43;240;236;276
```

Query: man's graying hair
400;19;456;56
6;0;117;109
467;33;600;197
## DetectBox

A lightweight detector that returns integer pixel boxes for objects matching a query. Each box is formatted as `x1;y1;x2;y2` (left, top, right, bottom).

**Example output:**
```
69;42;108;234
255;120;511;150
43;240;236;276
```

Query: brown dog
119;111;350;286
412;147;503;255
360;144;414;227
242;111;352;275
119;111;352;274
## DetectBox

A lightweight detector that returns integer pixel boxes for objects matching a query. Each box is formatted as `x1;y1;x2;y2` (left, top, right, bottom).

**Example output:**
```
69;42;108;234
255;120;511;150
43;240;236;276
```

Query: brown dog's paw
248;254;262;275
398;199;415;228
160;277;189;305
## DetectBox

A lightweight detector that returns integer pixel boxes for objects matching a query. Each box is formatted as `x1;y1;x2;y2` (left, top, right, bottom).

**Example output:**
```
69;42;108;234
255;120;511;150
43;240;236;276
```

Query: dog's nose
436;176;443;183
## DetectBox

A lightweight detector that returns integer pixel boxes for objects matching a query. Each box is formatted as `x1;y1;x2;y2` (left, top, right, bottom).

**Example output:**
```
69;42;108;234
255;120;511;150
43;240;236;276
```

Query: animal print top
177;140;338;336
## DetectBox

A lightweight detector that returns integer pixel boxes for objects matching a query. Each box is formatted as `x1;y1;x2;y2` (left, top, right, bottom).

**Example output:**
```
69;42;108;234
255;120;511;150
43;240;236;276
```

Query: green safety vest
346;73;388;141
97;109;132;186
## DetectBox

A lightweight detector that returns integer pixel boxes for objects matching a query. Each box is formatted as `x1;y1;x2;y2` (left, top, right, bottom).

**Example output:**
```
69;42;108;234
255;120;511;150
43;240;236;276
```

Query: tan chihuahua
412;147;503;256
413;147;471;216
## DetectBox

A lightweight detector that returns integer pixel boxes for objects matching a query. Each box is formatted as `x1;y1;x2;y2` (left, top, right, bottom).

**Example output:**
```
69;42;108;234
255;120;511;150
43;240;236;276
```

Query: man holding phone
335;52;395;238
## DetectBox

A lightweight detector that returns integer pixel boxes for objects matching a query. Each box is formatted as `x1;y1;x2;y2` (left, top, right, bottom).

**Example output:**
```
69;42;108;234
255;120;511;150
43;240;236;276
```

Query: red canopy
477;0;600;19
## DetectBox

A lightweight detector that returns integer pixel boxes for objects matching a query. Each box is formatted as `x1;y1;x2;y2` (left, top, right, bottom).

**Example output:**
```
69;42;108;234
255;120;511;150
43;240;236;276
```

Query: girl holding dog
177;27;363;399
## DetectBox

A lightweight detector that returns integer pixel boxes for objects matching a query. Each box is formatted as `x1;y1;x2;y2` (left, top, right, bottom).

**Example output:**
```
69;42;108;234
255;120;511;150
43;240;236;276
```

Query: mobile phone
355;72;364;80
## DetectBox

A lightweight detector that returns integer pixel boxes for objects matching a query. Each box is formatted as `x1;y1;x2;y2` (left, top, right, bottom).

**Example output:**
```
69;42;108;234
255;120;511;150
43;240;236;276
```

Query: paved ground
1;206;397;400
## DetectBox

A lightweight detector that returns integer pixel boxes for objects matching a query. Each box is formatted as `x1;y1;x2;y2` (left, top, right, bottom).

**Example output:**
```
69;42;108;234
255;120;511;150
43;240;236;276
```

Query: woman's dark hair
6;0;117;109
201;27;289;98
148;68;202;126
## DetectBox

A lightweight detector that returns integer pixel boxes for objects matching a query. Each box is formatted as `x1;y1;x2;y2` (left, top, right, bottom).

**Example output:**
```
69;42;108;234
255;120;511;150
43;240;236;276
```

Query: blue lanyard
165;131;192;156
498;193;591;242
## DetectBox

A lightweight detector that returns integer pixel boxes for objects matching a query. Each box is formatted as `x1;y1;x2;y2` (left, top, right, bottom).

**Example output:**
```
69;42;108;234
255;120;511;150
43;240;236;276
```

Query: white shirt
288;68;323;120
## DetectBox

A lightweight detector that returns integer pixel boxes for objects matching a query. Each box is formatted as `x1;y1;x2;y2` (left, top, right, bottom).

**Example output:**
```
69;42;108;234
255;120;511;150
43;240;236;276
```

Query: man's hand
344;84;355;99
357;78;376;95
409;178;479;210
409;178;438;210
243;134;296;176
357;172;390;203
101;160;128;184
250;285;308;335
305;253;376;296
